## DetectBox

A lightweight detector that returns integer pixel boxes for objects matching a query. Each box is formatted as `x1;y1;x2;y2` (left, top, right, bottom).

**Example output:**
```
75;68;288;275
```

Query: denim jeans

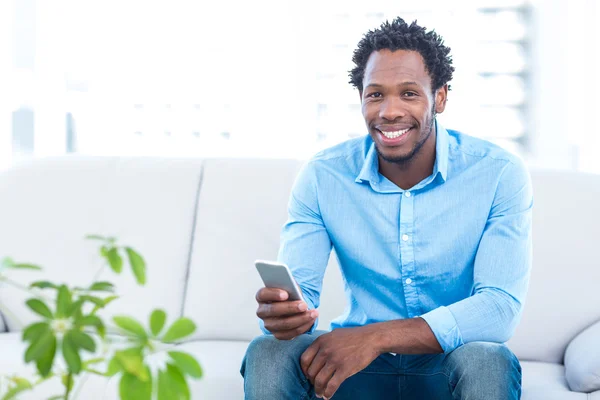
240;330;521;400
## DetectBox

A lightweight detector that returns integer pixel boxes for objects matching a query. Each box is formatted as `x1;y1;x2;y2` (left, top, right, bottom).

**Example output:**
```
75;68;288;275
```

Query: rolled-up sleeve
259;160;333;335
421;158;533;353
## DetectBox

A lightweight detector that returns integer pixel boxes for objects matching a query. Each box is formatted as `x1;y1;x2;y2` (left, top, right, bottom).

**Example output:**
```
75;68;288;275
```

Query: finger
272;318;318;341
313;363;336;398
323;372;346;400
257;300;309;319
256;287;288;302
262;309;317;331
306;349;328;385
300;338;321;378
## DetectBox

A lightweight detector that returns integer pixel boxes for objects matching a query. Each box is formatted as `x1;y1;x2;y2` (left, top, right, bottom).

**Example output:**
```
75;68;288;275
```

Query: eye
403;91;418;97
366;92;382;98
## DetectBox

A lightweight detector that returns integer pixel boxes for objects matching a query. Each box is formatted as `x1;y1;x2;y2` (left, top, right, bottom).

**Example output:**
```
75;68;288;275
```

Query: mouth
375;126;413;146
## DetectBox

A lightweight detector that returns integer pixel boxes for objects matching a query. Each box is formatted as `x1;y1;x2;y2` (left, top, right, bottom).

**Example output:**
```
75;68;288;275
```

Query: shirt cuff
420;306;464;354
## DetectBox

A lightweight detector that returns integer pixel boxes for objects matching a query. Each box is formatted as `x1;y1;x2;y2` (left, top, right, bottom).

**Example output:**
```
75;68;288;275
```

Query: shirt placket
399;190;418;317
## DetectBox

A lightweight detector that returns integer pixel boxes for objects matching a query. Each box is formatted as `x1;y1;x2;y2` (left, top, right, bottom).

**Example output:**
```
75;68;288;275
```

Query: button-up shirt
267;122;533;354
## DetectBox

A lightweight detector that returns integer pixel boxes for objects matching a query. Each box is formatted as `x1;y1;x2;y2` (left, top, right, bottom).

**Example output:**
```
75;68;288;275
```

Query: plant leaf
47;396;64;400
90;295;119;315
25;298;53;319
88;281;115;292
103;295;119;306
30;281;59;290
76;315;104;328
82;357;105;368
168;351;203;379
70;330;96;353
166;363;190;400
62;331;82;374
67;299;84;318
113;316;147;339
7;263;42;271
1;257;14;269
114;347;148;381
157;368;173;400
150;309;166;336
119;370;152;400
35;332;57;378
56;285;72;318
1;377;33;400
105;247;123;274
24;326;54;366
125;247;146;285
106;356;123;377
61;373;74;393
161;318;196;343
22;321;50;342
85;234;109;241
78;315;105;337
79;295;105;307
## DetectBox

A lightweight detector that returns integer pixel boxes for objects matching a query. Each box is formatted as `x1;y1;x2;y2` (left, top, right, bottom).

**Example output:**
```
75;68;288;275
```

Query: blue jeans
240;330;521;399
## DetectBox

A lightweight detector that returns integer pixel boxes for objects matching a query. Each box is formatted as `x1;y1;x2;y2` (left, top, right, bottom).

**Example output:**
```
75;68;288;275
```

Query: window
0;1;553;167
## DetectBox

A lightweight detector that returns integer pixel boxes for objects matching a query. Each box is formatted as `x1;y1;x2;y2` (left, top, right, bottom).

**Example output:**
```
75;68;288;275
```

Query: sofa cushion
0;156;204;331
564;320;600;392
183;159;303;341
521;361;587;399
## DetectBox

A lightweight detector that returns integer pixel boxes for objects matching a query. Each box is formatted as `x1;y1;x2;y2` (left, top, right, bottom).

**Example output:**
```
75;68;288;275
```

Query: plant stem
0;276;53;302
64;373;73;400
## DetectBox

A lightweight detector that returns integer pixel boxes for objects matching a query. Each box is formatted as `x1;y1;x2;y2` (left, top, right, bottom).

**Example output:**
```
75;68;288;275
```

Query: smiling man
241;17;532;400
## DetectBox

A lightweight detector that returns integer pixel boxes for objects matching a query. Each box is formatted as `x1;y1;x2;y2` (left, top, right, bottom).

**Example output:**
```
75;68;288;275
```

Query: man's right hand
255;288;319;340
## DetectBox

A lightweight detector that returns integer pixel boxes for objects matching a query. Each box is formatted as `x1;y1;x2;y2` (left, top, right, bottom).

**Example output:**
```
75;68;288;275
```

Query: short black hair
349;17;454;93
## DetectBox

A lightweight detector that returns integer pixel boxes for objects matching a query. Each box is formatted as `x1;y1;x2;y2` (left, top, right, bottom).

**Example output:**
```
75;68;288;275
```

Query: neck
378;127;437;190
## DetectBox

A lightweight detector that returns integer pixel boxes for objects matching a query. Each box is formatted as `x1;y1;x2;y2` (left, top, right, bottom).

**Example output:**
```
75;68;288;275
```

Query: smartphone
255;260;304;302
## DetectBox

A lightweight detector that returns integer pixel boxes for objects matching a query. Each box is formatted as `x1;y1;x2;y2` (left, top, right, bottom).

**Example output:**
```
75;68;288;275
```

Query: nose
379;96;407;121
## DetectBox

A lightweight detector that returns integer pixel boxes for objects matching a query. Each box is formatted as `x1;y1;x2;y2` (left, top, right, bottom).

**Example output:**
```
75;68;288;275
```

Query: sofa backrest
1;157;598;365
184;160;600;364
0;156;204;332
506;169;600;363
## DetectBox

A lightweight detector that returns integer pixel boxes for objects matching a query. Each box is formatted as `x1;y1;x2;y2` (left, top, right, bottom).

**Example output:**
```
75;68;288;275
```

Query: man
241;17;532;400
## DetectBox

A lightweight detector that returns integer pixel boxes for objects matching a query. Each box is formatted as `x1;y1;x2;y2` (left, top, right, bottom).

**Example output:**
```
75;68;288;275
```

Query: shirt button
405;278;413;284
405;191;411;197
402;234;409;241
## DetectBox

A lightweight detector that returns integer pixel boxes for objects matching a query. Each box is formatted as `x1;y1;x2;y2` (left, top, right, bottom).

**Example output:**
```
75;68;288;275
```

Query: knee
445;342;521;397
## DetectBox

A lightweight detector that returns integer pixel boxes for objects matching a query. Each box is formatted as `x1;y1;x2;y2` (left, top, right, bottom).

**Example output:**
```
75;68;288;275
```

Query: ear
435;84;448;114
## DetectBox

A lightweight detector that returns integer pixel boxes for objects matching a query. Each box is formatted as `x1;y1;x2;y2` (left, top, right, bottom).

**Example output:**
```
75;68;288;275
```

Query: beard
375;105;436;166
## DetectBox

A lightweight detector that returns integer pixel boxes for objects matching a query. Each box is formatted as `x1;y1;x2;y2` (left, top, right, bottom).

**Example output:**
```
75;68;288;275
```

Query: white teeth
381;128;410;139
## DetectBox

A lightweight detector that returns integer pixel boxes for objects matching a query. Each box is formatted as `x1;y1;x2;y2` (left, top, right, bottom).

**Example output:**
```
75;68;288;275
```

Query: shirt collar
355;120;449;185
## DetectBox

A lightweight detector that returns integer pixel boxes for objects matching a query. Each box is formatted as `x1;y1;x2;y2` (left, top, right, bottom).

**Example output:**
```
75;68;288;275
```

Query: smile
380;128;410;139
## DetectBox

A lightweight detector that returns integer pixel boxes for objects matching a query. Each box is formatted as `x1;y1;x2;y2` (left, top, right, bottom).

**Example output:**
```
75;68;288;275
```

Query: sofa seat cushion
99;340;248;399
522;361;587;399
174;340;247;399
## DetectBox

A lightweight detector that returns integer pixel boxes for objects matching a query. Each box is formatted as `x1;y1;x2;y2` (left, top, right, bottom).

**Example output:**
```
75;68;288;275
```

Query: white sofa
0;156;599;399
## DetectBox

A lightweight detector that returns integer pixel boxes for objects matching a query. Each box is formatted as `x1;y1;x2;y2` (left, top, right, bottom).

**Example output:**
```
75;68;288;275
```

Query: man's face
360;49;447;164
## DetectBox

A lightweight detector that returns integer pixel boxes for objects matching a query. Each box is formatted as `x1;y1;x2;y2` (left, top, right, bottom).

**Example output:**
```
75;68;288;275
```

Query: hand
300;326;381;399
255;287;319;340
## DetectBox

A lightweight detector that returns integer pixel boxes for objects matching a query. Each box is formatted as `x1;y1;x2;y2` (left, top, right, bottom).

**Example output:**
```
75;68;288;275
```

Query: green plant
0;235;202;400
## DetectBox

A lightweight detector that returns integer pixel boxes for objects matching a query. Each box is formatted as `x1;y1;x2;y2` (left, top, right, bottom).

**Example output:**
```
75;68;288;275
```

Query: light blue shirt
269;122;533;354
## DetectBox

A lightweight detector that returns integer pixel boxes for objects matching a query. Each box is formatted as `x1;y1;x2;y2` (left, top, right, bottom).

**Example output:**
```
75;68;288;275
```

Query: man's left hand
300;326;382;399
